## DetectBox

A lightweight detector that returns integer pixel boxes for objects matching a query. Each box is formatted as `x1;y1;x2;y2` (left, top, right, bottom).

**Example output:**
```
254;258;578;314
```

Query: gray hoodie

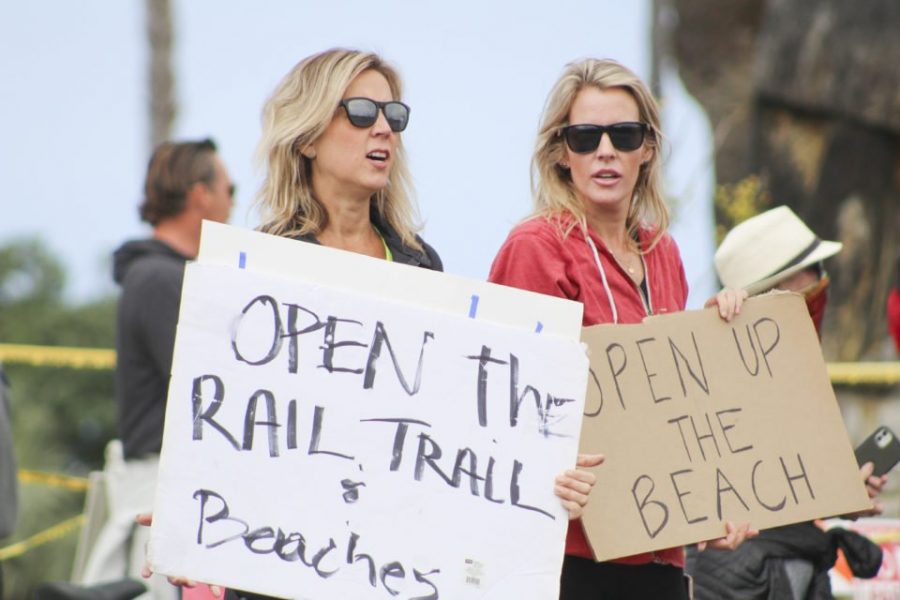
113;239;189;459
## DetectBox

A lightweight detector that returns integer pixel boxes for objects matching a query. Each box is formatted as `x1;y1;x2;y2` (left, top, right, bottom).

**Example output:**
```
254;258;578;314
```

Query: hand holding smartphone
855;426;900;477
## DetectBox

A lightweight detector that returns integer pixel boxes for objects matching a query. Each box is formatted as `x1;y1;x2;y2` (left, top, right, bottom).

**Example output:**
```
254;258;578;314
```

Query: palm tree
146;0;175;149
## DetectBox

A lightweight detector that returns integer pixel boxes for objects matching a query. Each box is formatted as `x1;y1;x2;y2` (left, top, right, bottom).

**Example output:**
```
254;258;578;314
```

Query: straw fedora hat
715;206;843;295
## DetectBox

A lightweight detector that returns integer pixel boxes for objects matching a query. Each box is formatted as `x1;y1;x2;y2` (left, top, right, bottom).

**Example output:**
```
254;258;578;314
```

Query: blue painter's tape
535;321;544;333
468;295;479;319
238;251;247;269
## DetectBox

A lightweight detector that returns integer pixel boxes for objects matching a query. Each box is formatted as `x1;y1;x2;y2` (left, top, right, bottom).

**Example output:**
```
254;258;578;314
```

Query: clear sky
0;0;716;308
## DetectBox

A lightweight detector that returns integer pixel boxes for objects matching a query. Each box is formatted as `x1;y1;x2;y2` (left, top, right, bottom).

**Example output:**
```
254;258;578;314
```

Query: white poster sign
150;243;587;599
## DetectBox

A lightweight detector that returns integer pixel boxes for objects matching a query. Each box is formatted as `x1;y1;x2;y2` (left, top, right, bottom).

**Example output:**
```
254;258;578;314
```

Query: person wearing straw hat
686;205;888;600
713;205;842;336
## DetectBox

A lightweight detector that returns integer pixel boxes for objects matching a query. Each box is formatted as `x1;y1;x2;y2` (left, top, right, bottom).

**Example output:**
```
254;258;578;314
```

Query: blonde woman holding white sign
143;48;599;600
489;58;753;600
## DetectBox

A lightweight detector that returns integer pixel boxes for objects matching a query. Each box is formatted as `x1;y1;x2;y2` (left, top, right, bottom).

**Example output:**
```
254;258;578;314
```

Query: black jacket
291;208;442;271
686;522;882;600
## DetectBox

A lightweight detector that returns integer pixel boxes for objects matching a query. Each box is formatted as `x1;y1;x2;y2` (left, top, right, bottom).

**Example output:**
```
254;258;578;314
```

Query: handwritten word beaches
193;489;439;600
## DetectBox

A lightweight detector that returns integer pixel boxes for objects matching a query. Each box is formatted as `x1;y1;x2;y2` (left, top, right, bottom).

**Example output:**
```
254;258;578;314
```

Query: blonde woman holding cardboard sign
489;58;753;599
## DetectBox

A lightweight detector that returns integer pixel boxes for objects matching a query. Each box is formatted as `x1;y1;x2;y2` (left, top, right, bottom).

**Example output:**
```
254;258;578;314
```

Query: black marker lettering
231;295;283;366
191;375;239;450
715;408;753;454
283;302;326;374
669;332;709;397
510;460;554;520
319;317;366;374
751;459;787;511
667;415;693;462
364;322;434;395
632;475;668;538
636;337;671;404
732;325;760;376
584;368;604;417
242;389;280;457
781;454;814;504
193;489;249;548
308;405;354;460
465;346;508;427
715;467;750;520
606;343;628;409
670;469;707;525
380;561;406;596
690;413;722;461
753;317;781;377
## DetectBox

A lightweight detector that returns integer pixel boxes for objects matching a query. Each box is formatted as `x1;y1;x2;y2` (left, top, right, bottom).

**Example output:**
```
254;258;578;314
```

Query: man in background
114;138;232;461
78;139;232;598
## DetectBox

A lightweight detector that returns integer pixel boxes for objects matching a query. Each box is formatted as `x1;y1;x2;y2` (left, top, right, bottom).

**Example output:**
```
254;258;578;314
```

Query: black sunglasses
339;97;410;132
560;122;649;153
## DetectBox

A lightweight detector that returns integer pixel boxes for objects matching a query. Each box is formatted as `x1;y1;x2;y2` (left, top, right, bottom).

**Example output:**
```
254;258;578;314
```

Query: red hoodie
489;215;688;567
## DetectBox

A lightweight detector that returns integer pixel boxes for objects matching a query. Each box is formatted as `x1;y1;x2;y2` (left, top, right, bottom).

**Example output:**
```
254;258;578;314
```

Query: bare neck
585;205;632;254
153;217;202;259
316;194;383;257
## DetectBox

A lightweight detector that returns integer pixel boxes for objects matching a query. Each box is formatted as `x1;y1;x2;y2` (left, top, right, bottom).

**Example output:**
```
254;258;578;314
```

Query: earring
559;162;569;170
299;143;316;160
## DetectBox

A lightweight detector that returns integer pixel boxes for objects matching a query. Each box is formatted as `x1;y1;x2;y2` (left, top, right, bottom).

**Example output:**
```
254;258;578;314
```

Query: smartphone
855;426;900;477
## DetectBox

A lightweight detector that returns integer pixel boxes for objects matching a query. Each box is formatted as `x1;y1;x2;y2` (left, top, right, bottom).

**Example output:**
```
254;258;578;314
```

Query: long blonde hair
532;58;668;251
255;48;421;250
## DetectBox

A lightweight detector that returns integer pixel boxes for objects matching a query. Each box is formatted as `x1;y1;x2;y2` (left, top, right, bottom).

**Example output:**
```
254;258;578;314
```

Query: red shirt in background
888;289;900;354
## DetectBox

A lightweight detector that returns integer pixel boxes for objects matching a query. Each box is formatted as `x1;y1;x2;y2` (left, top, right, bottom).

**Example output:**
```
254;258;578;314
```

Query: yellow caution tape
18;469;90;492
828;362;900;386
1;343;898;385
0;343;115;370
0;514;84;561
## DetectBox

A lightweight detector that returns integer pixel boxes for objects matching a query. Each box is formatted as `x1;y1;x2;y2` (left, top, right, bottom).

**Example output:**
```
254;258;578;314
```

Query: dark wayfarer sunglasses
339;97;410;132
560;122;649;153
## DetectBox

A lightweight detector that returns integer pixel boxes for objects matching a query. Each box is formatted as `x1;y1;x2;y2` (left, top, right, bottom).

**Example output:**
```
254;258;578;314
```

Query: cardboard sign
579;293;872;561
149;226;589;600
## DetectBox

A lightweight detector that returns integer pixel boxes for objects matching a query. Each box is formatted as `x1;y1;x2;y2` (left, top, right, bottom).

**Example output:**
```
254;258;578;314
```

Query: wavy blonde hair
255;48;421;250
532;58;668;251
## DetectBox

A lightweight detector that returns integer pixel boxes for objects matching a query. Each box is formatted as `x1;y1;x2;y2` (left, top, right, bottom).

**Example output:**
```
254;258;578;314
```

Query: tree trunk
146;0;175;149
665;0;900;360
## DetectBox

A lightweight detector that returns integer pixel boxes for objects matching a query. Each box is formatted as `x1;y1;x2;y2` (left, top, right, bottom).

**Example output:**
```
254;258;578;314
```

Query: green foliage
713;175;771;244
0;238;65;306
1;238;117;598
2;485;82;596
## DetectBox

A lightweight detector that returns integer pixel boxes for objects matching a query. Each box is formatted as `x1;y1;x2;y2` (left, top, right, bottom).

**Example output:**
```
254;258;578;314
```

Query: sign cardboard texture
149;225;588;599
578;293;872;561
